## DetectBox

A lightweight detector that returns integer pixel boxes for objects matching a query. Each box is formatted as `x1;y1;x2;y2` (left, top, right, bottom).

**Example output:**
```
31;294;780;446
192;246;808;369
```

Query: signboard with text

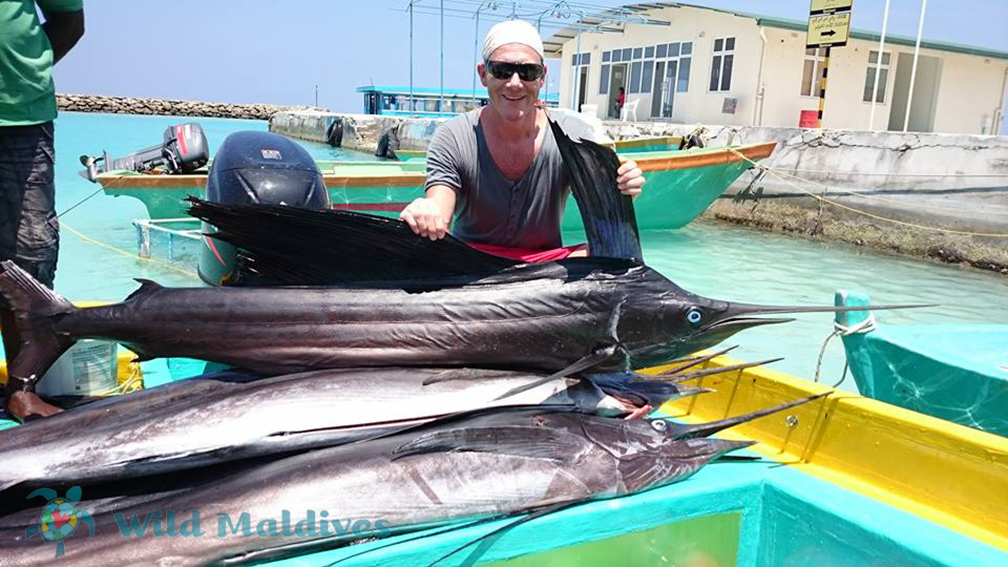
806;11;851;48
810;0;853;14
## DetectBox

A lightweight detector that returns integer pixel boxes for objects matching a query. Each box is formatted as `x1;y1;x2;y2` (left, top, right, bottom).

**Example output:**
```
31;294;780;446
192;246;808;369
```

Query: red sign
799;110;820;128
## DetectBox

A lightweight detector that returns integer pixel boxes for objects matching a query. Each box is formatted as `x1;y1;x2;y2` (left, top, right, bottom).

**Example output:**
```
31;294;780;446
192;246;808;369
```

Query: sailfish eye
686;309;703;325
651;420;668;432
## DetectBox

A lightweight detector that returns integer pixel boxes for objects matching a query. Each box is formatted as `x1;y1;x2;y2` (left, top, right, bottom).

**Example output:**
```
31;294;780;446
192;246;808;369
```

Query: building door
888;53;942;132
651;61;666;118
577;66;589;111
607;64;627;118
660;61;678;119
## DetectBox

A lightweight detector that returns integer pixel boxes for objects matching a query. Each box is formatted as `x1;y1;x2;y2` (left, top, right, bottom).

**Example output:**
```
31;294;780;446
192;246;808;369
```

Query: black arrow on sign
822;30;837;36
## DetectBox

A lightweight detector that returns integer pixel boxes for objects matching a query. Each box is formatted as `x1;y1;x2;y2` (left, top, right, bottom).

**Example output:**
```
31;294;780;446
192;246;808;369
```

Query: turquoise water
52;112;375;299
38;112;1008;391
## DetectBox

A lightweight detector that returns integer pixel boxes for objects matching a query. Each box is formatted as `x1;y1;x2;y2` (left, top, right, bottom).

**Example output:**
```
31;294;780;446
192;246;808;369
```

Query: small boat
3;351;1003;566
836;290;1008;437
395;135;685;161
96;142;776;231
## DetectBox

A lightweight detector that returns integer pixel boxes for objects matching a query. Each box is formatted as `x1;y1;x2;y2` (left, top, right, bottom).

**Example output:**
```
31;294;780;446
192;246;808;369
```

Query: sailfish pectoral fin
491;346;626;402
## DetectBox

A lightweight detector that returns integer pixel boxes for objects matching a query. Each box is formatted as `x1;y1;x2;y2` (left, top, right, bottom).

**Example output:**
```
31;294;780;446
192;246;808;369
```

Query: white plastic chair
579;103;598;118
620;98;639;122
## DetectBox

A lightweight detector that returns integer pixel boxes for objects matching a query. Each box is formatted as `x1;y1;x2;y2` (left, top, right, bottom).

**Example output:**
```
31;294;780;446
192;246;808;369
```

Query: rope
787;168;1008;178
89;363;145;397
813;314;876;385
759;160;1006;215
727;147;1008;237
62;223;200;279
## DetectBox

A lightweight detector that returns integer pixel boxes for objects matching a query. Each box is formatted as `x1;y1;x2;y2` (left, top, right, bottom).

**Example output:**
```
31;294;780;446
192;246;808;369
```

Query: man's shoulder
430;110;479;148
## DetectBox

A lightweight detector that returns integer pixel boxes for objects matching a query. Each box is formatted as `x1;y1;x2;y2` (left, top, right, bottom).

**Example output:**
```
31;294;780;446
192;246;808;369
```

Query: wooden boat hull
837;290;1008;437
96;143;776;231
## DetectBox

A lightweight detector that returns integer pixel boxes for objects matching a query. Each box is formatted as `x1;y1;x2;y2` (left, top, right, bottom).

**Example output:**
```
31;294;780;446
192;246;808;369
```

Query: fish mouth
696;300;931;337
670;299;931;358
697;315;795;335
681;437;758;458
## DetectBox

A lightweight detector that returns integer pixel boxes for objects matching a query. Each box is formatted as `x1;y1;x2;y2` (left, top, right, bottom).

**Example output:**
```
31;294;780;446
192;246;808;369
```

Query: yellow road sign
807;11;851;48
810;0;853;14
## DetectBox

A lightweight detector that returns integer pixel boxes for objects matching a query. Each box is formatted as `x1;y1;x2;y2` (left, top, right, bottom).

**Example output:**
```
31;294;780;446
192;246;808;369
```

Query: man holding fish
399;20;645;261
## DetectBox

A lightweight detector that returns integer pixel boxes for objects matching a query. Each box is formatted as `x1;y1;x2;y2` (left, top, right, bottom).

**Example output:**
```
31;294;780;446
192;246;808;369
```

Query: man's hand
617;158;644;199
400;197;448;240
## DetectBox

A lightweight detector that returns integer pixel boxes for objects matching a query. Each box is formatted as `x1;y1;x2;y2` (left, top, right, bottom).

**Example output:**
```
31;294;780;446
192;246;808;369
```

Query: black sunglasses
485;60;545;82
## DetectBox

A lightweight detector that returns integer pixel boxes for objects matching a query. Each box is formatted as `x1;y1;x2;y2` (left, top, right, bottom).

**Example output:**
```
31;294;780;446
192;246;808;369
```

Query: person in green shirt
1;0;84;421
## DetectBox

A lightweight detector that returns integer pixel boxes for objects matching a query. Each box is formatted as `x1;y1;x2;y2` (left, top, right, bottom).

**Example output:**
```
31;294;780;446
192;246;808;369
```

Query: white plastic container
36;340;118;398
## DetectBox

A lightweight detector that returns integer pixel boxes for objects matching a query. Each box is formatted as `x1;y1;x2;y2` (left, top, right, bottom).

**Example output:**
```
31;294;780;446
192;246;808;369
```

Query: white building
546;3;1008;134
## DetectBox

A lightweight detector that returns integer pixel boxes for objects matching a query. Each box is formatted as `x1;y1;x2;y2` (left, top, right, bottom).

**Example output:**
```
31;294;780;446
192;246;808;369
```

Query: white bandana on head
481;20;544;62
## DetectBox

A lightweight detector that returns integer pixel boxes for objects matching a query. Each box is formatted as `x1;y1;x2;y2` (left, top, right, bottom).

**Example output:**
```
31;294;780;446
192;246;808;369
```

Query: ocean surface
31;111;1008;390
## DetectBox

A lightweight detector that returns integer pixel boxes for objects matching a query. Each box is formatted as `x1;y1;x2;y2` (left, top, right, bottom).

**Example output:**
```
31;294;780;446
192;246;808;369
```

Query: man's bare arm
399;185;457;240
41;9;84;64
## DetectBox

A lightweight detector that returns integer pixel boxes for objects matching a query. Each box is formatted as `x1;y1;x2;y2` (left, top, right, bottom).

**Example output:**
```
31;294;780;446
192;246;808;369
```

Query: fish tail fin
678;392;830;439
0;261;77;388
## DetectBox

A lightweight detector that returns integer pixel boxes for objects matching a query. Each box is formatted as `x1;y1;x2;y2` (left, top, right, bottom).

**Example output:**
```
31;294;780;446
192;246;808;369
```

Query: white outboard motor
78;123;210;182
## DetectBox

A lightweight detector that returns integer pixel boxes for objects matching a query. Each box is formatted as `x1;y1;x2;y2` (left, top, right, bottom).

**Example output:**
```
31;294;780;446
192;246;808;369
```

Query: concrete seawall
272;110;1008;273
57;93;321;121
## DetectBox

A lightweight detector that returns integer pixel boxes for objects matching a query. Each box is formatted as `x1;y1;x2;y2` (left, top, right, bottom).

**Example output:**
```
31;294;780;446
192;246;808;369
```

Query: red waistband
467;243;588;263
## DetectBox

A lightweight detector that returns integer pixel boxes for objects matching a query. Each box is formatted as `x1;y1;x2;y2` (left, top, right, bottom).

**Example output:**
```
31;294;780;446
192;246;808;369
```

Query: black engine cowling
198;131;330;285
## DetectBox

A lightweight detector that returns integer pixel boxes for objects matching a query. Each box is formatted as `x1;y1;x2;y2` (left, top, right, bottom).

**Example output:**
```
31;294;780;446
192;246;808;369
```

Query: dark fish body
0;367;656;491
0;410;753;567
0;258;752;386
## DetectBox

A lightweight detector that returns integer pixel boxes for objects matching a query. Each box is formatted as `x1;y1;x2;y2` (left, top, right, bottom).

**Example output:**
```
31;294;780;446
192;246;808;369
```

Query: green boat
396;135;686;161
836;290;1008;437
96;142;777;231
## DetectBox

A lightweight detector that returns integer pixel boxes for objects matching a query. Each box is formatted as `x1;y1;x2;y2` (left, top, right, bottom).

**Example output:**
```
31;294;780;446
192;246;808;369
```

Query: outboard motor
375;124;400;160
79;123;209;182
198;131;330;286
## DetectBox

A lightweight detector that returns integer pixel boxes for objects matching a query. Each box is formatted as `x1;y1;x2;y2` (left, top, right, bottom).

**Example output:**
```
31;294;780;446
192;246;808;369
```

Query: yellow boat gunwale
649;355;1008;551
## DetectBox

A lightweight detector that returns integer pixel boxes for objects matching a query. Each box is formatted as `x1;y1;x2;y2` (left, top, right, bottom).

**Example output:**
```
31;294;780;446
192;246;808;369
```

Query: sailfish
0;120;918;413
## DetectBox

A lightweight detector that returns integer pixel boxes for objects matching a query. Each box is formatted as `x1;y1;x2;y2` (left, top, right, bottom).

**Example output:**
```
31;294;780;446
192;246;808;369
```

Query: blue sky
53;1;1007;116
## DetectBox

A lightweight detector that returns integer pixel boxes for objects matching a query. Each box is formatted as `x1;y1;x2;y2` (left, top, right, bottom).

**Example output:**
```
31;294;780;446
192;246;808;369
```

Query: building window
641;60;654;93
629;61;643;93
571;52;591;108
678;55;691;93
801;48;826;97
863;51;891;103
598;43;693;98
709;37;734;92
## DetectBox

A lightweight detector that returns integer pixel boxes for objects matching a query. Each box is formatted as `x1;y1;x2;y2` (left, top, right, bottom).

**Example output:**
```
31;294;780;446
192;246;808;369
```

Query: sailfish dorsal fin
550;119;643;262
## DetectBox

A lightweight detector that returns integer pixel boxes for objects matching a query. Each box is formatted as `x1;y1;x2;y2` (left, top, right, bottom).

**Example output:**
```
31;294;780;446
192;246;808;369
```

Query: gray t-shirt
424;109;594;250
